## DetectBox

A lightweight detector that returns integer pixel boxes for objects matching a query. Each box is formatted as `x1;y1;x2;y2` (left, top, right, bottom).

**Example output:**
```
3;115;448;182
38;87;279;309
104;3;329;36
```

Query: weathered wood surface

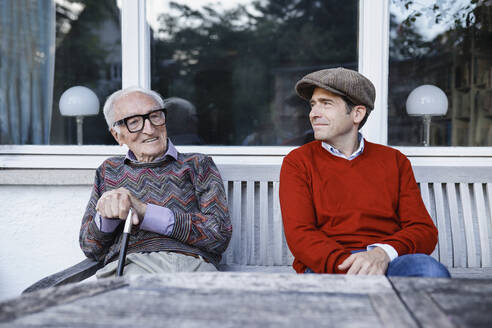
0;279;127;323
2;273;415;328
6;273;492;327
390;277;492;328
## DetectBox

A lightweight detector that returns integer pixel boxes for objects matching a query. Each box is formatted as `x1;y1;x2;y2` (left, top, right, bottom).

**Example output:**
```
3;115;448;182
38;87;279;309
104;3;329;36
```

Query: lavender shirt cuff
140;204;175;236
94;213;121;233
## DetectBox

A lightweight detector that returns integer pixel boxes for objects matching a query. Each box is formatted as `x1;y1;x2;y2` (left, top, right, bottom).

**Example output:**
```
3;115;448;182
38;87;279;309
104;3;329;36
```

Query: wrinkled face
309;87;358;143
110;91;167;162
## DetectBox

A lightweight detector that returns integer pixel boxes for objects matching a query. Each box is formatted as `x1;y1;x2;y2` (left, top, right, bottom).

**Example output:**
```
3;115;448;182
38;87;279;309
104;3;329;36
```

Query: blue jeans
305;253;451;278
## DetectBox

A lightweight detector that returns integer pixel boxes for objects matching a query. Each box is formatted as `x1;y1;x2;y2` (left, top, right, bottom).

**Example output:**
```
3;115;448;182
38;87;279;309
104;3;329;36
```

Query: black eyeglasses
113;108;167;133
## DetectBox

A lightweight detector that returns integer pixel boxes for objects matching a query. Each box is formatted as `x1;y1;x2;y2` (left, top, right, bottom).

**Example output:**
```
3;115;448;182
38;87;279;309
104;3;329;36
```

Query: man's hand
96;187;146;225
337;247;390;275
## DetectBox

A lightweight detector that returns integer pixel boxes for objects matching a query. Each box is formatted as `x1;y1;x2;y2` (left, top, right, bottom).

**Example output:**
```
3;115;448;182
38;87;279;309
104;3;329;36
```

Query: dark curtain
0;0;55;144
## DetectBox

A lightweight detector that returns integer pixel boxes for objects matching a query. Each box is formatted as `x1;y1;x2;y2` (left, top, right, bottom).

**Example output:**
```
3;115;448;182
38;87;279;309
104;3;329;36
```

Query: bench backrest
414;166;492;268
217;164;492;269
219;164;291;267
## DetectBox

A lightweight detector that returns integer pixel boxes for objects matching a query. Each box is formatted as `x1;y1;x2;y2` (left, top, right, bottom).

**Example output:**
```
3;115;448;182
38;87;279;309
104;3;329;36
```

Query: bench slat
488;183;492;232
460;183;479;267
487;183;492;217
223;180;229;200
233;181;242;264
419;183;439;261
487;183;492;265
474;183;491;267
222;180;233;265
446;183;465;267
419;183;432;219
272;181;283;265
259;181;269;265
246;180;255;264
434;183;451;267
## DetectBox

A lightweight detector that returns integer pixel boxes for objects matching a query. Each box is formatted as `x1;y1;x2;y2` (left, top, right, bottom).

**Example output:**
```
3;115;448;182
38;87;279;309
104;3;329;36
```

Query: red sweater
279;140;437;274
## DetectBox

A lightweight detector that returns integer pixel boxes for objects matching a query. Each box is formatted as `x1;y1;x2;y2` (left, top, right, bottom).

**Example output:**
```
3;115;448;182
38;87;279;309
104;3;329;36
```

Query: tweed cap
295;67;376;110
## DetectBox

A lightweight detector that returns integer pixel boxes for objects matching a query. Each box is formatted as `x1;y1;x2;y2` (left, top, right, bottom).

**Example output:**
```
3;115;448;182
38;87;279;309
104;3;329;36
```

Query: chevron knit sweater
79;152;232;267
279;140;437;274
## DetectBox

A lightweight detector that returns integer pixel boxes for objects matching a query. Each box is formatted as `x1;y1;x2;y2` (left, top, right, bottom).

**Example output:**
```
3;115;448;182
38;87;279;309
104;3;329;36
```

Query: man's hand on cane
96;187;146;225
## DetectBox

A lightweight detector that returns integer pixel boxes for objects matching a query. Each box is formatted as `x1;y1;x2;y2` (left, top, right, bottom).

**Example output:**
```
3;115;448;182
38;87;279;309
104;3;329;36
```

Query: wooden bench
23;164;492;293
220;164;492;278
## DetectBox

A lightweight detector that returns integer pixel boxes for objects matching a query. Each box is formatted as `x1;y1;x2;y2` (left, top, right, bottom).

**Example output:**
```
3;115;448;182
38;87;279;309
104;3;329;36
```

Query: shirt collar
126;138;178;163
321;133;365;161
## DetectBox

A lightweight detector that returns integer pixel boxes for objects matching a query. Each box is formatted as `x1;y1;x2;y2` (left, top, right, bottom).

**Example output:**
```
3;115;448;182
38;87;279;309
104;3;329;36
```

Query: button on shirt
321;133;398;262
94;139;177;236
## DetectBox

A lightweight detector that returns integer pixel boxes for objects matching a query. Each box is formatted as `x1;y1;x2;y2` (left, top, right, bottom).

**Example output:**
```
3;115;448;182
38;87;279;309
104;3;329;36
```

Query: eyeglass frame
112;108;167;133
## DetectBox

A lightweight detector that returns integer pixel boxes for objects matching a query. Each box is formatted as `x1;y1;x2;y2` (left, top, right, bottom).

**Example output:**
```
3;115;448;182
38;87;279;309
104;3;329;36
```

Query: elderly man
79;87;231;277
279;68;450;277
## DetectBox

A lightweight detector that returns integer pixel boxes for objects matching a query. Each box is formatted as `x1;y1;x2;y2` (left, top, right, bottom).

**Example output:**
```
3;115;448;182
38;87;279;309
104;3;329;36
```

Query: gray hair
103;86;165;131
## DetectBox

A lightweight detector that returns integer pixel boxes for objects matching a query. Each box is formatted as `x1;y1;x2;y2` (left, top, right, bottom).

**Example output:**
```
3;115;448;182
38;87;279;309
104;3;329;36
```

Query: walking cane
116;208;133;277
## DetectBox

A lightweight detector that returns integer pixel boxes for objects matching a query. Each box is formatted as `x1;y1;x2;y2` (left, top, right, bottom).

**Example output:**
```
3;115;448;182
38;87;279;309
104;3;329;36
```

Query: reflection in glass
0;1;55;144
389;0;492;146
0;0;122;145
148;0;358;145
50;0;121;145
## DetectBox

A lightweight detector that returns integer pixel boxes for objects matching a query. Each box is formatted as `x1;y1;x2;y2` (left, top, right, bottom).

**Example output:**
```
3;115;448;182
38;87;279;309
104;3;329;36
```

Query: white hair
103;86;165;132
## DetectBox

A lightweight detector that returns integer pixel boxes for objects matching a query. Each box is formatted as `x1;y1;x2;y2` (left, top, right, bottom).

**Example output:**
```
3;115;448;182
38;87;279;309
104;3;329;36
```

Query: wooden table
1;273;491;327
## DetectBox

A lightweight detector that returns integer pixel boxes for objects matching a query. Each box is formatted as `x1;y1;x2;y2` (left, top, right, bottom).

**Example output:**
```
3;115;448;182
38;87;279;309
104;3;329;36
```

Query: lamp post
59;86;100;145
406;85;448;147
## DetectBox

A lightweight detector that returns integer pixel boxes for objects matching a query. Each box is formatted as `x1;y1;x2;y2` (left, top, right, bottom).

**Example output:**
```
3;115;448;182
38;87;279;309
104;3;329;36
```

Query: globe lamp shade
59;86;100;117
406;85;448;116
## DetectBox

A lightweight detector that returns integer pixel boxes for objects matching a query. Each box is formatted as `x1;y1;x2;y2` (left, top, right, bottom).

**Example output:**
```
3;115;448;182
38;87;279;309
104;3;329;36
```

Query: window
0;1;55;144
2;0;491;150
0;0;121;145
147;0;358;145
388;0;492;146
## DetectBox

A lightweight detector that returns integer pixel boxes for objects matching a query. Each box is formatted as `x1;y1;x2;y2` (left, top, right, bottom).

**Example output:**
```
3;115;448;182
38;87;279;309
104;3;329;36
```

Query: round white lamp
406;85;448;146
59;86;100;145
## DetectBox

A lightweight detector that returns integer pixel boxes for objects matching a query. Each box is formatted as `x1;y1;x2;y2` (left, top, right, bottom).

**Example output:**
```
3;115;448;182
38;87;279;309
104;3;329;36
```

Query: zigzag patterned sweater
79;152;232;267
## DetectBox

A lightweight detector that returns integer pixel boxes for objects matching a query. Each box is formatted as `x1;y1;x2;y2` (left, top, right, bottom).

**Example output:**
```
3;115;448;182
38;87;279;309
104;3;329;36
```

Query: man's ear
110;128;124;146
352;105;367;125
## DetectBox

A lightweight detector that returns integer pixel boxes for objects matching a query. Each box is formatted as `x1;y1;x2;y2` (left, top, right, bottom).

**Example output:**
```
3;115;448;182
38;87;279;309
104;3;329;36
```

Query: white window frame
0;0;491;169
358;0;389;145
121;0;150;88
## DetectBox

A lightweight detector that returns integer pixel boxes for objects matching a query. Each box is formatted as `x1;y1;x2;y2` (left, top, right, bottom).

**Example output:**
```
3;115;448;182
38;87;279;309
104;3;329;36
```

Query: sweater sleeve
79;164;120;262
380;154;438;255
168;156;232;256
279;155;351;273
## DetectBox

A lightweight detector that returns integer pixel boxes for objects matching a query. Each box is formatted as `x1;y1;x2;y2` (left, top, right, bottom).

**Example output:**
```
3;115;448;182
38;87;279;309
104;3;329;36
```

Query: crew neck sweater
80;152;232;267
279;140;437;274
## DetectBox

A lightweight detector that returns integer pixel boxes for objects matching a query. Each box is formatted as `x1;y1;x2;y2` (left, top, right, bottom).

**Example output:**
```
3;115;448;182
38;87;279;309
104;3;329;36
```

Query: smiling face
110;91;167;162
309;87;365;147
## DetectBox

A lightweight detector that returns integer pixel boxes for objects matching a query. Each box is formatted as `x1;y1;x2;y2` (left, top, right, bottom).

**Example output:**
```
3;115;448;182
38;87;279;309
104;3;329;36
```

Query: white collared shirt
321;132;365;160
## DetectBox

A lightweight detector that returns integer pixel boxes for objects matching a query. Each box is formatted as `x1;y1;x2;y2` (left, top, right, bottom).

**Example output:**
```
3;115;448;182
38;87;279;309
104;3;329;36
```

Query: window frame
0;0;490;165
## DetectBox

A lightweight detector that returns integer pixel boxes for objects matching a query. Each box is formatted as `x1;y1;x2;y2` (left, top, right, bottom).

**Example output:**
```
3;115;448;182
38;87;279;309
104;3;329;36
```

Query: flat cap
295;67;376;110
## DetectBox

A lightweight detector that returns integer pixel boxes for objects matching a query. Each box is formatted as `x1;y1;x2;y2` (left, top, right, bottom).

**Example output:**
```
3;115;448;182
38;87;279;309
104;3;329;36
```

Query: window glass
0;1;55;144
148;0;358;145
389;0;492;146
0;0;121;145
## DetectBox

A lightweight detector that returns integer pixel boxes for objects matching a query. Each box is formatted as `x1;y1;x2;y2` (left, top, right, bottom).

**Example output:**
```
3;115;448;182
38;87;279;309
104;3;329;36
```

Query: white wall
0;185;91;301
